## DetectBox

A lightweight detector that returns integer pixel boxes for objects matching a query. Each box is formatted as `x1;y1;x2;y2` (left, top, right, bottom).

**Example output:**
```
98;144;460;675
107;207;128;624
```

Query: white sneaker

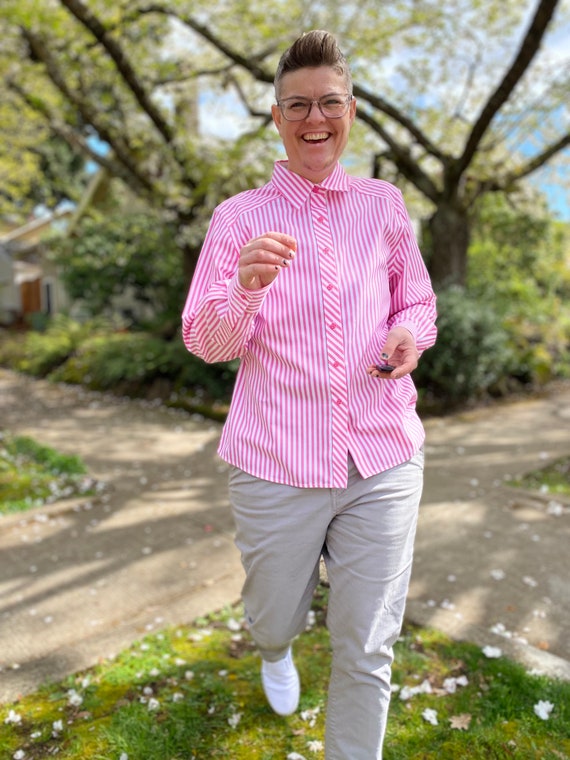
261;648;300;716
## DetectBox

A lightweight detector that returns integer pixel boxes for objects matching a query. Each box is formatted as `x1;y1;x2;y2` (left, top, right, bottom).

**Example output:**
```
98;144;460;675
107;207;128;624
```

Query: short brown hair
274;30;352;97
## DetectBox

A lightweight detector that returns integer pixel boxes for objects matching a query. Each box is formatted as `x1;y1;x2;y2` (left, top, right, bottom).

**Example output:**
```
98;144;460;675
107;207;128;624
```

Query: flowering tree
1;0;568;286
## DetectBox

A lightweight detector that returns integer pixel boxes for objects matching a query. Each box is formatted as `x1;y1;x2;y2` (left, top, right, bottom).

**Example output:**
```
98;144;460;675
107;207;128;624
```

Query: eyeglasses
276;94;353;121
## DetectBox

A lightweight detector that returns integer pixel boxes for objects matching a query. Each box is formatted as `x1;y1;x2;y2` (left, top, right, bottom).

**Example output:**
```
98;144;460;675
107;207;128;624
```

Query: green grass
1;437;569;758
508;455;570;497
1;588;569;760
0;433;100;515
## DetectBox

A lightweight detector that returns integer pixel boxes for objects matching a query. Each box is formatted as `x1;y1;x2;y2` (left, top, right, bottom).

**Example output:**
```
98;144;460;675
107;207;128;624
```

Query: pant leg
323;451;424;760
228;466;332;661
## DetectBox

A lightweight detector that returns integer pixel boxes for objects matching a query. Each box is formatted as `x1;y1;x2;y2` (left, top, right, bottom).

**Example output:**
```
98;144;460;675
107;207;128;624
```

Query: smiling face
271;66;356;184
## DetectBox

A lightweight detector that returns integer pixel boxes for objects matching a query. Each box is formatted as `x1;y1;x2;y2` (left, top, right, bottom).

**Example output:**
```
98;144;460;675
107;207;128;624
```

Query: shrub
48;210;186;327
49;329;237;403
413;286;518;408
0;314;109;376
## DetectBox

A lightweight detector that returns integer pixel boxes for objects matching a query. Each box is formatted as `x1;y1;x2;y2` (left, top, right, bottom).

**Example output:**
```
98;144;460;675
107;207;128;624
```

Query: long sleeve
181;205;271;364
385;190;437;352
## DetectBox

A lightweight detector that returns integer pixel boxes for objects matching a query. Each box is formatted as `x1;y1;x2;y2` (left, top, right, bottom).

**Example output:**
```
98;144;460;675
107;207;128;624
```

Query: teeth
303;133;329;141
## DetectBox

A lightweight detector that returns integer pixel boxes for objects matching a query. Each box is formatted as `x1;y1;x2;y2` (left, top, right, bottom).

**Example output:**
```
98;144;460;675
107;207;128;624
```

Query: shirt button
330;323;337;330
335;398;343;406
317;216;325;223
332;361;340;368
326;283;334;291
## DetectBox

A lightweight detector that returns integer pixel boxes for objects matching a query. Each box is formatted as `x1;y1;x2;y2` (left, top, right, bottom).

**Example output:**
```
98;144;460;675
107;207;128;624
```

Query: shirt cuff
227;276;271;320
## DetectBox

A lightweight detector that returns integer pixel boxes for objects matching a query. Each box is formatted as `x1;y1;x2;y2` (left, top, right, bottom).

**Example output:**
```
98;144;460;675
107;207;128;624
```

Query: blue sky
82;90;569;222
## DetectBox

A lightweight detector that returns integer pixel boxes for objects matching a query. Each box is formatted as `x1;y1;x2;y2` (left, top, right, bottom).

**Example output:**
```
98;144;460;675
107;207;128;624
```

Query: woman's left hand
367;327;419;380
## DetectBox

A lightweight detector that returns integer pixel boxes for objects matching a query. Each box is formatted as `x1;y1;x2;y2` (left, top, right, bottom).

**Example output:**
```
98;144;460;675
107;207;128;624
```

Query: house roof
0;209;73;252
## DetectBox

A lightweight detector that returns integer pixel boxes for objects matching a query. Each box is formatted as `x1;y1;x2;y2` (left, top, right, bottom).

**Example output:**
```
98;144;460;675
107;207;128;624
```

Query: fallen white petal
67;689;83;707
546;501;564;516
4;710;22;725
422;708;438;725
534;700;554;720
300;707;320;721
482;645;502;659
307;739;324;752
228;712;242;728
399;678;432;700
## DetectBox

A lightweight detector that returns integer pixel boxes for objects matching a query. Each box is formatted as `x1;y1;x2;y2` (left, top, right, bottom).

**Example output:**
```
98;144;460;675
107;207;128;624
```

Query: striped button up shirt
182;161;437;488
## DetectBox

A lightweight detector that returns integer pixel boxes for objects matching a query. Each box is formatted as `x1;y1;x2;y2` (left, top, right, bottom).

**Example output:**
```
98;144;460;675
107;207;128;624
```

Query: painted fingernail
282;259;289;266
381;352;389;359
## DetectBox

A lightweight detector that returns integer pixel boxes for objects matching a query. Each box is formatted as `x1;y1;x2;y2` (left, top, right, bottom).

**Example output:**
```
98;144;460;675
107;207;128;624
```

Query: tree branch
356;107;441;202
13;31;156;195
137;4;276;83
9;81;152;194
59;0;174;144
475;131;570;199
352;83;447;163
458;0;560;176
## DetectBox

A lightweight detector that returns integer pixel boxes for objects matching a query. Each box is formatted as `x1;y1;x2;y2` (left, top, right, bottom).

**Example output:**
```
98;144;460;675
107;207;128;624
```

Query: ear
348;97;357;125
271;103;283;133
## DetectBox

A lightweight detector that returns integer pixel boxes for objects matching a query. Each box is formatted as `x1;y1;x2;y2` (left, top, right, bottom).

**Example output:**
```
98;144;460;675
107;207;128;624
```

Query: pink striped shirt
182;161;437;488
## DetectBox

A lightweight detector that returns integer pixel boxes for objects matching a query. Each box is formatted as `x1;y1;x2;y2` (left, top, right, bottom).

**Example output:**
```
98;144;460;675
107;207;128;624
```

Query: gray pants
228;451;424;760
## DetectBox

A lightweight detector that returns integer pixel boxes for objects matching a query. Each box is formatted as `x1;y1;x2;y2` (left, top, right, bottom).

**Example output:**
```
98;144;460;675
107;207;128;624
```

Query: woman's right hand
238;232;297;290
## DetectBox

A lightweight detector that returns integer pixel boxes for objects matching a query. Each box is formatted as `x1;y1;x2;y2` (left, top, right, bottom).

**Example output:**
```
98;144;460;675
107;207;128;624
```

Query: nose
306;100;326;122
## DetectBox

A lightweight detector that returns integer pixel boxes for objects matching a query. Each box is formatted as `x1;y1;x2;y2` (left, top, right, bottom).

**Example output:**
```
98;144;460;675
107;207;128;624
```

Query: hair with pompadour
274;30;352;98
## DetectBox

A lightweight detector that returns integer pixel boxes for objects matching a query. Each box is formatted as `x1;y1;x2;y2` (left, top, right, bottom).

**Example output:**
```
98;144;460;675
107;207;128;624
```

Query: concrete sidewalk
1;369;569;703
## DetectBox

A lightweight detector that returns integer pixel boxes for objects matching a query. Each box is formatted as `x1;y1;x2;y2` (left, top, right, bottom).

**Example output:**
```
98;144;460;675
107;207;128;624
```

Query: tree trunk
427;203;470;288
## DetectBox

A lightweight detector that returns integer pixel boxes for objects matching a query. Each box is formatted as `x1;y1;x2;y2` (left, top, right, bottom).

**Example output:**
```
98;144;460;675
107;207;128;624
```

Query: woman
182;30;437;760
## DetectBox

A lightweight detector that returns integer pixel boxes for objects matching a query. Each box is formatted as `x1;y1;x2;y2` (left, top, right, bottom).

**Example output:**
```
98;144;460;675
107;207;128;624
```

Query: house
0;209;73;326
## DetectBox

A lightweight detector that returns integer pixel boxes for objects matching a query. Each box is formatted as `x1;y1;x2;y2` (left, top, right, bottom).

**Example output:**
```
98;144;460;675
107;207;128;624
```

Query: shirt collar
271;160;351;208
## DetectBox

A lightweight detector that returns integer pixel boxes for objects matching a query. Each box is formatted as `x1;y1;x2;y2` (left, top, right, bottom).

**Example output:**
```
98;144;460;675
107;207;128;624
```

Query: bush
467;200;570;387
0;314;108;377
48;210;186;328
0;317;238;411
413;286;518;408
48;328;237;403
414;201;570;409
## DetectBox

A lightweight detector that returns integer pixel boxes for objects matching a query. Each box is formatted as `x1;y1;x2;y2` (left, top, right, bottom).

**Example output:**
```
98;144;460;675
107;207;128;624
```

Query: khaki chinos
228;450;424;760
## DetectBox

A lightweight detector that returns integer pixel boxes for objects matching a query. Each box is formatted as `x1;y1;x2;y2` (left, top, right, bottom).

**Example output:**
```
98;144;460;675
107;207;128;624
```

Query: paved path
1;369;569;703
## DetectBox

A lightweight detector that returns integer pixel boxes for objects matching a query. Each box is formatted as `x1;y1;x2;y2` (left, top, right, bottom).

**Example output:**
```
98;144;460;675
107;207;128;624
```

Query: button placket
310;188;348;484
